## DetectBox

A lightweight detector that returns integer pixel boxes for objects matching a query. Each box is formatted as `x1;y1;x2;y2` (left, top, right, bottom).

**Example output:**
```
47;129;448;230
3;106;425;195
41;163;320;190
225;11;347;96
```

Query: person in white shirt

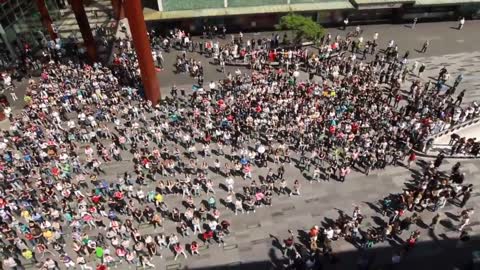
76;256;92;270
225;176;234;192
209;81;216;91
343;18;349;30
458;17;465;30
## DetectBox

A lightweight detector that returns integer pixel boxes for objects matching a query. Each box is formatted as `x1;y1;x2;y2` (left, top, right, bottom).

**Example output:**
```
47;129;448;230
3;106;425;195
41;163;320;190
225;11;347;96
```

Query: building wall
0;0;61;58
228;0;288;7
162;0;224;11
145;0;480;32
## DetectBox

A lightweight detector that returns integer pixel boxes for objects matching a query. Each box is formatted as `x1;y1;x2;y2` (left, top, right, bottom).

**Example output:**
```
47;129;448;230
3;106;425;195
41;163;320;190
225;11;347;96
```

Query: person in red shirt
190;241;199;255
407;152;416;168
96;264;107;270
203;230;214;244
329;125;336;135
91;194;102;204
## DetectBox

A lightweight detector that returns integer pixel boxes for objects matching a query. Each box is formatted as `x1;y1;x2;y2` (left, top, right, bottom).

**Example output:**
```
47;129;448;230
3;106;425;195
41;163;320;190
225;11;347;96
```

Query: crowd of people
0;20;477;270
277;155;474;269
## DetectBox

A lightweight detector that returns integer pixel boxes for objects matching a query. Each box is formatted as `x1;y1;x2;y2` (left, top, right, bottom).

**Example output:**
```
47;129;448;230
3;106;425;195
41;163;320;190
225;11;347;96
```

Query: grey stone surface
3;19;480;270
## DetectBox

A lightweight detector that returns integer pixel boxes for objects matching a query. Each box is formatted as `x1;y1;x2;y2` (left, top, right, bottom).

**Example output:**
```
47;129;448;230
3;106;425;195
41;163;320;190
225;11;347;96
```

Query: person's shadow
445;211;459;221
269;234;284;250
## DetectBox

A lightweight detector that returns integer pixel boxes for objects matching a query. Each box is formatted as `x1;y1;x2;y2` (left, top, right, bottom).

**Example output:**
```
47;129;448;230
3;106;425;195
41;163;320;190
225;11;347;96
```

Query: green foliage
276;13;325;43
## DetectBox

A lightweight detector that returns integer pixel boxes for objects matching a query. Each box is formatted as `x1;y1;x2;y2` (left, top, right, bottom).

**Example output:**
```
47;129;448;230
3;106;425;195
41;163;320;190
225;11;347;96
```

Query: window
6;13;15;26
0;17;8;27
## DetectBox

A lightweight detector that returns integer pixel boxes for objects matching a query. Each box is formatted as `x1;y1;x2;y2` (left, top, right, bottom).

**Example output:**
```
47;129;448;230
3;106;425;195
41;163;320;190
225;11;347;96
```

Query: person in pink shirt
174;243;188;260
339;165;351;182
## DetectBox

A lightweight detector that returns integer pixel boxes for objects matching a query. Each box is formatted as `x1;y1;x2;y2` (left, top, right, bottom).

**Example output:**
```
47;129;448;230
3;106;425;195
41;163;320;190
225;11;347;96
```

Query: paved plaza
2;20;480;270
114;21;480;270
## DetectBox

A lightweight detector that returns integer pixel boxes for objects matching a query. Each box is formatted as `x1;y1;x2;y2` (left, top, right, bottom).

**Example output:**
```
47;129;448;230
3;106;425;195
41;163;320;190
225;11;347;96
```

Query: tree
276;13;325;44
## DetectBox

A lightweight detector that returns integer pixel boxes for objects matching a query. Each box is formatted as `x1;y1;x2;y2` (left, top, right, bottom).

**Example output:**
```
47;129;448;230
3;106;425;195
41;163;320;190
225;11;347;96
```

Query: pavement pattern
121;21;480;270
150;20;480;270
2;20;480;270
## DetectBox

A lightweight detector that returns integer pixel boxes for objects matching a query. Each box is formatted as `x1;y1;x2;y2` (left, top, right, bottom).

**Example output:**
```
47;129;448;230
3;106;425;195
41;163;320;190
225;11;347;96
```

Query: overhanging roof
144;1;354;21
414;0;480;5
290;2;356;11
353;0;414;4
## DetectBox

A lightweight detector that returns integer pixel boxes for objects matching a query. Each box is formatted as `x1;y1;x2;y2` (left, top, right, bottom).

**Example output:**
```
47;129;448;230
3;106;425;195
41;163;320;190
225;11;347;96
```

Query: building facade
0;0;62;60
143;0;480;34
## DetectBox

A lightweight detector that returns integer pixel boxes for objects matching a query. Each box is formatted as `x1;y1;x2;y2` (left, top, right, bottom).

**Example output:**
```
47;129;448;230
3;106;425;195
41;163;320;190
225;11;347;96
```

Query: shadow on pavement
184;236;480;270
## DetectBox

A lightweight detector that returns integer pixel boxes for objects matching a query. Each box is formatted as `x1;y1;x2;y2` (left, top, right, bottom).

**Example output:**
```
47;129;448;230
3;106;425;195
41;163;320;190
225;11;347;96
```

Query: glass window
0;17;9;28
3;2;12;13
14;7;22;20
6;13;15;26
20;1;29;12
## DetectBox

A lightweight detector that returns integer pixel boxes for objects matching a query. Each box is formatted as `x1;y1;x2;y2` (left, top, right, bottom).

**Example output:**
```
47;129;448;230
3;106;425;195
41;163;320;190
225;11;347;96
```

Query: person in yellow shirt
43;230;54;243
21;209;31;221
24;95;32;104
22;248;37;262
154;193;163;207
323;89;329;97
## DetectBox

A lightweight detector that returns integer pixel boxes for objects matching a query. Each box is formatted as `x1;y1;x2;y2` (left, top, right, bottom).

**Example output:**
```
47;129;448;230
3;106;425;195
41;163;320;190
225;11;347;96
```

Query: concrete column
224;0;228;8
35;0;58;41
287;0;291;4
157;0;163;11
123;0;161;104
69;0;97;63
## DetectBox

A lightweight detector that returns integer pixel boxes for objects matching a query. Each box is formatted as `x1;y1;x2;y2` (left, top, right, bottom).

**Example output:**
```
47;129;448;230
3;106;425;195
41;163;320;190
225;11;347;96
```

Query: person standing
339;165;351;182
418;63;426;77
282;230;300;258
454;89;466;105
407;151;416;168
77;256;93;270
459;185;473;207
156;51;164;69
412;17;418;29
404;231;420;252
343;17;349;30
458;17;465;30
458;213;470;231
421;40;429;53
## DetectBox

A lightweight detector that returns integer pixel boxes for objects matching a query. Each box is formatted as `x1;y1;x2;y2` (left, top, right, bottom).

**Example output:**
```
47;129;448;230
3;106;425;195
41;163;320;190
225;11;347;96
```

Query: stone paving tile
50;22;480;270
